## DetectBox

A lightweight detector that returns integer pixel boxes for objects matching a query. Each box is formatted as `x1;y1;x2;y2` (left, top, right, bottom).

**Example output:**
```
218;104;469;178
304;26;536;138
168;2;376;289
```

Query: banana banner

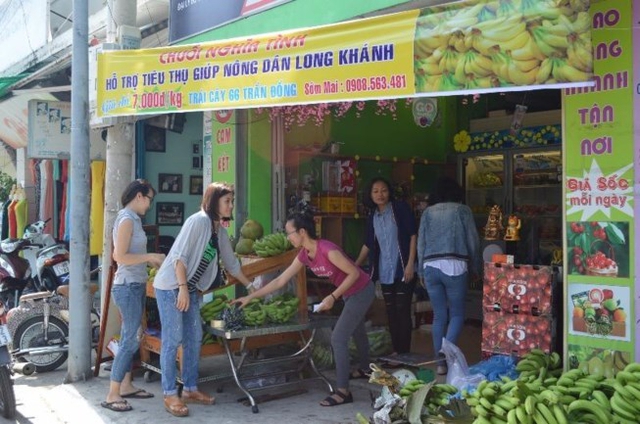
96;0;593;118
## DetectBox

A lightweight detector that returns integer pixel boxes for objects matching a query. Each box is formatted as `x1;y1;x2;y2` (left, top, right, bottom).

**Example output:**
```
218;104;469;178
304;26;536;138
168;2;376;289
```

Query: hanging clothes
90;161;106;255
1;198;11;240
30;159;41;220
42;160;54;235
64;171;71;242
59;161;68;241
14;197;27;238
7;198;18;238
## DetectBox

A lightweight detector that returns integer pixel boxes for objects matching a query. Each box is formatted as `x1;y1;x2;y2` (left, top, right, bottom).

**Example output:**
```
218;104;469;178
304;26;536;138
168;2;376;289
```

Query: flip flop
164;396;189;417
320;391;353;407
121;389;155;399
349;368;369;380
101;400;132;412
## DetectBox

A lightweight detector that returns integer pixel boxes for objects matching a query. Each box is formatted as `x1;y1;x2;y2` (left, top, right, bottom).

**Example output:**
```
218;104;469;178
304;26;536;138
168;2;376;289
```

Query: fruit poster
97;0;593;117
562;0;635;365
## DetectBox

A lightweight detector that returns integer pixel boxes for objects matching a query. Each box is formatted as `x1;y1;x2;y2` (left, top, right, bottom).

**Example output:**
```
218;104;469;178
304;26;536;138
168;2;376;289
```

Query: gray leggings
331;282;375;389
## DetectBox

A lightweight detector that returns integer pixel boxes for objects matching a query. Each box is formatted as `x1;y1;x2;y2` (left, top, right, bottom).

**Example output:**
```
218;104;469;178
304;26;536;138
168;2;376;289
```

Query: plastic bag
441;338;484;392
468;354;518;382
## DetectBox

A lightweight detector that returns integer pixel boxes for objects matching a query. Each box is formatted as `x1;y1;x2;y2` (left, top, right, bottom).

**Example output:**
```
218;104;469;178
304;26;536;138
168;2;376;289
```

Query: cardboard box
311;195;356;214
482;311;555;357
483;263;556;316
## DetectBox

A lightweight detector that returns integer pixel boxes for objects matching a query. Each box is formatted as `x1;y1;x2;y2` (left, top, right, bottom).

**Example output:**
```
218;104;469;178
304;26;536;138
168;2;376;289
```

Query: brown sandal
164;396;189;417
181;390;216;405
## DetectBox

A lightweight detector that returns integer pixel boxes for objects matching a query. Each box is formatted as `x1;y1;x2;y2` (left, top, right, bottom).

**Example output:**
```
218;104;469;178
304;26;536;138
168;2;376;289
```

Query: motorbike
0;298;35;419
0;219;70;309
7;273;100;373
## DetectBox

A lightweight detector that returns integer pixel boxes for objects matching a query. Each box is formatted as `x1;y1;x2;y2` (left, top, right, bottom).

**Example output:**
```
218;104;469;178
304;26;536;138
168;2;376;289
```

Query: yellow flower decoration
453;130;471;152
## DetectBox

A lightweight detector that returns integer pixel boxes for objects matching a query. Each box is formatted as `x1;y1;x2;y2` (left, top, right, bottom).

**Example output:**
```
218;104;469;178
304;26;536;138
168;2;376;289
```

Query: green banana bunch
199;295;228;322
311;344;334;369
244;299;267;326
253;232;293;258
422;383;458;415
263;293;299;324
201;332;217;345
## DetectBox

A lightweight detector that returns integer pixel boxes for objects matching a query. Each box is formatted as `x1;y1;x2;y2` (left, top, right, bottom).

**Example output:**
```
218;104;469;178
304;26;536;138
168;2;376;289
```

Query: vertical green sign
562;1;634;374
211;110;237;235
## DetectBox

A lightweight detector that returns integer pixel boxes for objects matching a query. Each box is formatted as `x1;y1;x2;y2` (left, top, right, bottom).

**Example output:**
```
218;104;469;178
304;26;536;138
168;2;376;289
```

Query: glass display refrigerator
459;148;562;266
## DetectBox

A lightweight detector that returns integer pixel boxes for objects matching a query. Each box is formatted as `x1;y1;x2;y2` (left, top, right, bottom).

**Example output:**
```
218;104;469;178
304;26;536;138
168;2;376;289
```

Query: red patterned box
481;311;555;357
483;263;555;316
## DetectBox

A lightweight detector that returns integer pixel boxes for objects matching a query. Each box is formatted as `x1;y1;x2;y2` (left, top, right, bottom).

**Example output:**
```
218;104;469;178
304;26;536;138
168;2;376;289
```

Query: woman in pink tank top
234;211;374;407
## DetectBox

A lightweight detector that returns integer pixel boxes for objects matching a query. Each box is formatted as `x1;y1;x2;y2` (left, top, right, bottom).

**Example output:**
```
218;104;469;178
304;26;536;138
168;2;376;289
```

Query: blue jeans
423;266;468;355
110;282;146;383
155;288;202;396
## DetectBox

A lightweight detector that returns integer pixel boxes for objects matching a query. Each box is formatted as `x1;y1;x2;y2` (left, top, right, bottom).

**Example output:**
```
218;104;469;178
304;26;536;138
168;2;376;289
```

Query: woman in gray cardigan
153;182;253;417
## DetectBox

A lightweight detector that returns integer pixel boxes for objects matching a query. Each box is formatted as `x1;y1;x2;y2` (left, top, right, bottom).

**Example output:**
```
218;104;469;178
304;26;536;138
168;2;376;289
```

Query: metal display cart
139;250;311;390
209;316;337;413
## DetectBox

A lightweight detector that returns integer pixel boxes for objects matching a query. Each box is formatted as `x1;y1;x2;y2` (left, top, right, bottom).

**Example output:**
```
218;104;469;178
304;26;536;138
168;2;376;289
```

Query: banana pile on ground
414;0;592;92
463;348;640;424
263;293;299;323
199;295;228;322
399;380;459;415
253;232;293;258
349;329;392;358
311;344;334;369
243;299;267;326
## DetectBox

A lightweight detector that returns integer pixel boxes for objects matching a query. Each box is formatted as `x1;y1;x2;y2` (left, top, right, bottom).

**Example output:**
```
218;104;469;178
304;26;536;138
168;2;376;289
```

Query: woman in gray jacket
153;182;253;417
417;177;480;374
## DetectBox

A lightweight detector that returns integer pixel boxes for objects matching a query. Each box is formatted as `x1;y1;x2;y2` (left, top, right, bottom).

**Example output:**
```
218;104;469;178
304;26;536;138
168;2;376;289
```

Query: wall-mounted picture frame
193;143;200;155
158;173;183;193
145;125;166;152
156;202;184;226
192;156;201;170
190;175;203;195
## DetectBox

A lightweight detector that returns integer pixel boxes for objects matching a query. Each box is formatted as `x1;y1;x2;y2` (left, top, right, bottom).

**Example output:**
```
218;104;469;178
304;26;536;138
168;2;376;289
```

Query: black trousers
381;277;417;354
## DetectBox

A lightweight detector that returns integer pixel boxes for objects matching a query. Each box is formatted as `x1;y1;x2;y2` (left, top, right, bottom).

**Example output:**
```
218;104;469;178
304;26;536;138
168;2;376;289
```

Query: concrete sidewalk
10;356;380;424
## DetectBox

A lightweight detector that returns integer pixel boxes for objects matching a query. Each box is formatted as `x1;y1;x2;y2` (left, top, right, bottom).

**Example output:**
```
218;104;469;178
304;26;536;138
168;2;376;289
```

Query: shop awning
0;75;31;100
96;0;594;118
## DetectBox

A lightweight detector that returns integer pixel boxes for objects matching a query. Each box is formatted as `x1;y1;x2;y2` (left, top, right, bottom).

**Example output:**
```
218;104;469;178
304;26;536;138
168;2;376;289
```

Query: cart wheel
143;370;158;383
252;405;259;413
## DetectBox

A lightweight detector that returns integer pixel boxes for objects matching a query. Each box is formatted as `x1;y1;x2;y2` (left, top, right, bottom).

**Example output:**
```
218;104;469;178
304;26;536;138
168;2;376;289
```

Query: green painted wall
246;110;273;234
181;0;415;44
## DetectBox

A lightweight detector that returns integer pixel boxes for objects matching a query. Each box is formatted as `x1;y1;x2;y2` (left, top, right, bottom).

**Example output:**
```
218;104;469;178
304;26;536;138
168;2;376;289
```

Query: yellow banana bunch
566;38;592;72
476;15;527;43
509;37;546;61
414;0;593;92
415;58;442;77
438;47;460;74
551;57;591;81
449;30;467;53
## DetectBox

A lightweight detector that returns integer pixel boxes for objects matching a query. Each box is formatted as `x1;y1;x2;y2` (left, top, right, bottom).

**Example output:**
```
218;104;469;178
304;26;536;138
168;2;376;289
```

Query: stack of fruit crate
481;262;559;358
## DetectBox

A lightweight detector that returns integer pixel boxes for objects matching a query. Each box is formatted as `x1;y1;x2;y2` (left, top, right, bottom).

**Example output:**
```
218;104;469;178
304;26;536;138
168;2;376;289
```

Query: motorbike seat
56;283;99;298
19;291;56;302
